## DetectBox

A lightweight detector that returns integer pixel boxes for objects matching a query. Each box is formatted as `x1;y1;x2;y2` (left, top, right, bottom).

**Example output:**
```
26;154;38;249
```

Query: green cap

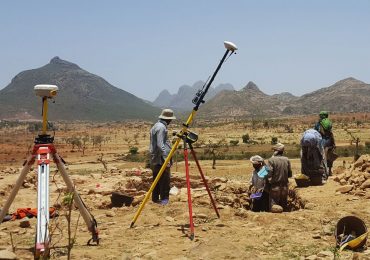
319;111;329;119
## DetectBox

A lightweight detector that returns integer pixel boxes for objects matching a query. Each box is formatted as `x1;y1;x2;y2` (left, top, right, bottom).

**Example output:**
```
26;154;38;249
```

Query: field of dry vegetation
0;112;370;259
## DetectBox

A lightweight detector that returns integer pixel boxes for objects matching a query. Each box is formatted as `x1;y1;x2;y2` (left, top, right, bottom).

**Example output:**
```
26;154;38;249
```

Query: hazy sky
1;1;369;101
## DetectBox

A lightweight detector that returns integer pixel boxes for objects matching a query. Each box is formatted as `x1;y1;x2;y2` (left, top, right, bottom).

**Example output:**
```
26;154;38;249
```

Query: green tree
91;135;104;150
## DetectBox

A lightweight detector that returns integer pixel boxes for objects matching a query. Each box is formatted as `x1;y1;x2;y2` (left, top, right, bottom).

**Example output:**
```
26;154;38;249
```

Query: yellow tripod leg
130;138;181;227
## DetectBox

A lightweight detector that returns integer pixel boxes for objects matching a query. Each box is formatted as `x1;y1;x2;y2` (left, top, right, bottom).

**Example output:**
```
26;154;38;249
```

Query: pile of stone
93;168;305;211
209;178;250;209
287;188;306;210
333;154;370;196
23;173;38;189
0;167;18;175
124;167;151;177
209;178;305;211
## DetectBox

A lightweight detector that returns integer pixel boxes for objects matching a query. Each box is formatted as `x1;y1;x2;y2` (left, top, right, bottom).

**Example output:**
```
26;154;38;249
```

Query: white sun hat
159;108;176;120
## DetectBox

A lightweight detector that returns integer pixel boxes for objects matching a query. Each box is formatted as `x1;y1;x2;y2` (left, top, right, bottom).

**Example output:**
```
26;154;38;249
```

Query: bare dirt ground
0;116;370;259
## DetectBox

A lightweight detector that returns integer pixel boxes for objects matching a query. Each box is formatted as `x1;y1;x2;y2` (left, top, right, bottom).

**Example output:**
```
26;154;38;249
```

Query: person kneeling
249;155;270;212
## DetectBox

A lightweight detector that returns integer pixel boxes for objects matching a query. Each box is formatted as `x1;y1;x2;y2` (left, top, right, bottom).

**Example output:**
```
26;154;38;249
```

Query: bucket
295;174;310;187
335;216;367;250
111;192;134;207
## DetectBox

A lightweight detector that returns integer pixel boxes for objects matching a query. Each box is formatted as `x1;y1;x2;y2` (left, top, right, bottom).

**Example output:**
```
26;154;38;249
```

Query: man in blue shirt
149;109;176;205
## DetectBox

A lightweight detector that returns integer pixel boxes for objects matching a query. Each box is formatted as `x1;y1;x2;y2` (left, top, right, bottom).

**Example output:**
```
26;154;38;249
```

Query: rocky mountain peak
49;56;81;69
242;81;260;92
0;57;160;120
334;77;364;85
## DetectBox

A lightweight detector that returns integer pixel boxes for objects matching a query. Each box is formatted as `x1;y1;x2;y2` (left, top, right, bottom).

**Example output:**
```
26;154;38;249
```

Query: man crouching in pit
249;155;270;212
267;143;292;213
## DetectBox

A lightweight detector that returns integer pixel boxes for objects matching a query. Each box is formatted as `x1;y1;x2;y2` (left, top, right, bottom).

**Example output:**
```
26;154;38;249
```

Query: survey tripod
0;85;99;259
130;41;238;239
180;132;220;239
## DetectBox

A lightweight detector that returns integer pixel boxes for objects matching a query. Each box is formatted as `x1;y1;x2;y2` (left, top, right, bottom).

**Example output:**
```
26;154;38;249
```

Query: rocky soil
1;158;370;259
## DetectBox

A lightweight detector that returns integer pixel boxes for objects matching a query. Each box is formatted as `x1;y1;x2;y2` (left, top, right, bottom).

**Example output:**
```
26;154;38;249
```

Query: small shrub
129;146;139;155
242;134;250;143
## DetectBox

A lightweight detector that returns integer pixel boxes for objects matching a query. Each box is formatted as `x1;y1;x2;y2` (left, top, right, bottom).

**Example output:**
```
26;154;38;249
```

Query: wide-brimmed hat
159;108;176;120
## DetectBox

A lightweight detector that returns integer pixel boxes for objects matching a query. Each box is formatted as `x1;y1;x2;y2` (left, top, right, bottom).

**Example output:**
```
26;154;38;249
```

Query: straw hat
159;108;176;120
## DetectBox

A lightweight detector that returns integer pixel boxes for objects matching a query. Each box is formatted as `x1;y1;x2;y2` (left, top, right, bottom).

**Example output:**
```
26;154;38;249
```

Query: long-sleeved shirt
149;119;172;165
267;155;292;186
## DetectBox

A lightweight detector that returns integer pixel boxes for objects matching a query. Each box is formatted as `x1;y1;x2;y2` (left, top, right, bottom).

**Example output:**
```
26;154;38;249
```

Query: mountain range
196;78;370;118
0;56;369;122
0;57;160;121
153;81;234;111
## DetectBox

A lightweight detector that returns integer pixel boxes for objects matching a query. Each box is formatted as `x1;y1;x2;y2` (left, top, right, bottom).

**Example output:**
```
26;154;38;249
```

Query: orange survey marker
11;207;57;220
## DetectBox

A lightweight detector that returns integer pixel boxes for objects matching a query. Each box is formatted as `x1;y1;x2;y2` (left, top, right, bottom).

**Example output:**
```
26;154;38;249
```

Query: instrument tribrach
130;41;238;239
0;84;99;258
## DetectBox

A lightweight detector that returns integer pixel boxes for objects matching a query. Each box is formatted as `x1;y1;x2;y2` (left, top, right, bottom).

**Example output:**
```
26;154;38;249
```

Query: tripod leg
184;145;195;240
0;156;35;223
35;147;51;257
130;137;182;228
53;153;99;244
189;146;220;218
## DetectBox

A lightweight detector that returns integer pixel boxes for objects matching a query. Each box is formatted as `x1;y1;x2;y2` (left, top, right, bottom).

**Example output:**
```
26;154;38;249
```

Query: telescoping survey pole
130;41;238;228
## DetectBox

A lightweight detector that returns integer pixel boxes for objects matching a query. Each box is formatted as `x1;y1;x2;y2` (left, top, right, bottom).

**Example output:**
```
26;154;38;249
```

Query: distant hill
0;57;160;121
284;77;370;114
153;81;234;111
197;78;370;118
198;81;286;118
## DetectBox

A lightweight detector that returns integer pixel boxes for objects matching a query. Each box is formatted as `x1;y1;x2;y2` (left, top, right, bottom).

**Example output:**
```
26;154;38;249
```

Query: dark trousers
251;190;270;212
270;184;288;211
151;164;170;202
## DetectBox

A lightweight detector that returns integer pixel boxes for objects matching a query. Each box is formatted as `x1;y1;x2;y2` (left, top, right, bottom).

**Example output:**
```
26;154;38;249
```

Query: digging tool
130;41;237;237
